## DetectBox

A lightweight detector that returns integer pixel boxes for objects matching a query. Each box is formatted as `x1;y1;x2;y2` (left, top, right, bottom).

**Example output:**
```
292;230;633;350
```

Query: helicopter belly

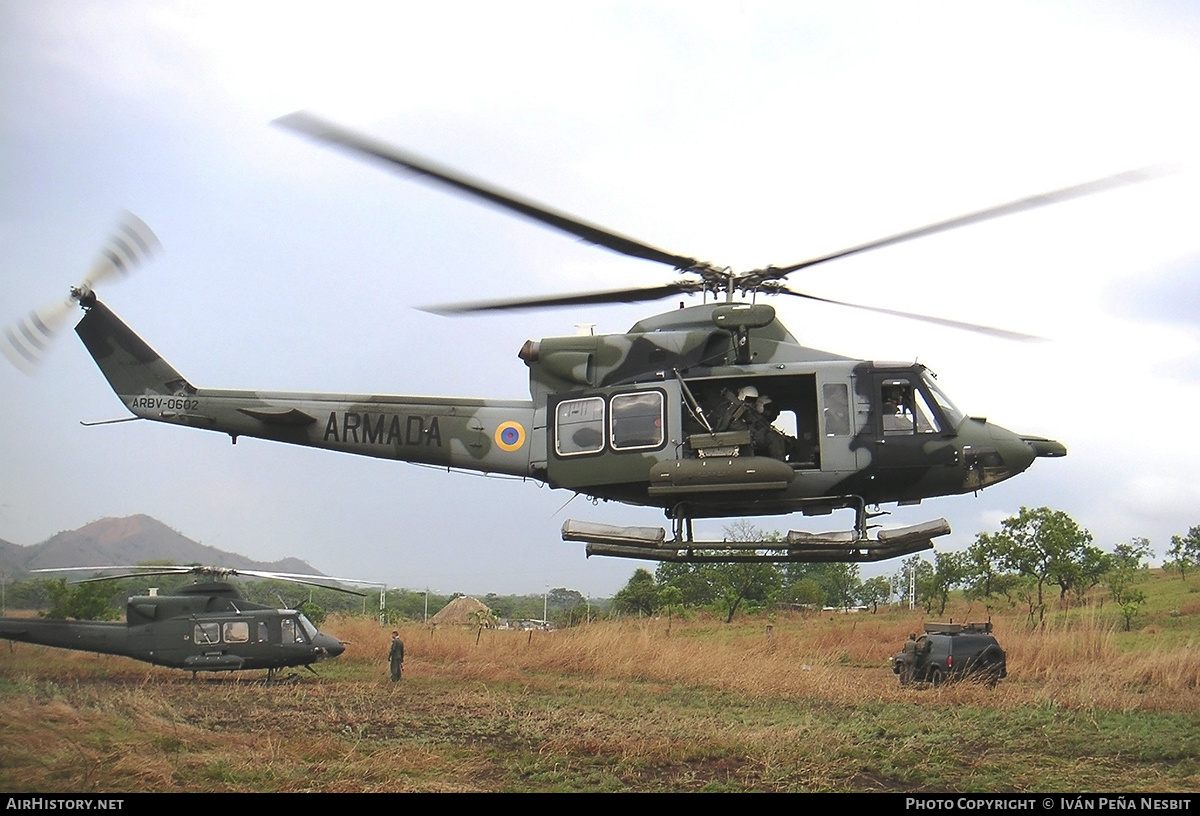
184;653;246;671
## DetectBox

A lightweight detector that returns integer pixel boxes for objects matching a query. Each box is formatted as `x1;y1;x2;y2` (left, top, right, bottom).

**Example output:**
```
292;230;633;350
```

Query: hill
0;514;320;578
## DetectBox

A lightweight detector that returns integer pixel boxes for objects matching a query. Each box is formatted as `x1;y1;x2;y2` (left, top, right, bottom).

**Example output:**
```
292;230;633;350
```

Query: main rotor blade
779;287;1043;341
421;281;701;315
276;112;701;271
757;166;1171;279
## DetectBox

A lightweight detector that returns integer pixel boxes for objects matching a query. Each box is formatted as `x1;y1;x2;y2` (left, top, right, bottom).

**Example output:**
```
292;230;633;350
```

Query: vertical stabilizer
75;300;194;398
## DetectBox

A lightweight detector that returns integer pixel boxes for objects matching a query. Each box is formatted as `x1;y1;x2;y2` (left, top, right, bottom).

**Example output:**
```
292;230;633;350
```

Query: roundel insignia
495;421;526;452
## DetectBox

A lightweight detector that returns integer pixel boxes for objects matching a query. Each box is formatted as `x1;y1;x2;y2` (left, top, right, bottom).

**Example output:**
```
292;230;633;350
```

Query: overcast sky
2;1;1199;597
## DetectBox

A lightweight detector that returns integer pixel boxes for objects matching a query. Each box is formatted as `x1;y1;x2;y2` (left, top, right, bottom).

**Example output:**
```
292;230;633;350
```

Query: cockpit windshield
922;372;965;429
297;614;320;642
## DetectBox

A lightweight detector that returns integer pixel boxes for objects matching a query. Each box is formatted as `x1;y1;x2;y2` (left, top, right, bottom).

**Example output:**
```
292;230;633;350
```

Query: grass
1;587;1198;792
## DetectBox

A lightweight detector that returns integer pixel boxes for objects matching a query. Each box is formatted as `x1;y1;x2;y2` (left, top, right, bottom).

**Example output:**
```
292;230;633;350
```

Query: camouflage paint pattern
76;299;1064;523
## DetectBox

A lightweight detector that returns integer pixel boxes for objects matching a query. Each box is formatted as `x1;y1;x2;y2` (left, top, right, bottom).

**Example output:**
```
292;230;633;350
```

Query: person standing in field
388;630;405;682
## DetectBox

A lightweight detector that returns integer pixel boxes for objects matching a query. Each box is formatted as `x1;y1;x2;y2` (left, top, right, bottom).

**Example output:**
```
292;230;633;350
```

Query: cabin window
223;621;250;643
822;383;851;436
610;391;664;451
555;397;605;456
257;621;269;643
195;622;220;645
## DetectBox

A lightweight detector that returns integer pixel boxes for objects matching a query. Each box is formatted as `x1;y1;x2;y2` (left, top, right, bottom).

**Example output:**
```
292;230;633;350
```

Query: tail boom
75;300;538;476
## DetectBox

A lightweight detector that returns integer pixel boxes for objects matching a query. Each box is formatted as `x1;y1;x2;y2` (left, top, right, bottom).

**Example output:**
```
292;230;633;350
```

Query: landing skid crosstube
561;518;949;564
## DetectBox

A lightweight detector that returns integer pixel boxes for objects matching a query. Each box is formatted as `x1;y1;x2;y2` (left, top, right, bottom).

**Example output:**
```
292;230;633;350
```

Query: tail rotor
2;212;159;374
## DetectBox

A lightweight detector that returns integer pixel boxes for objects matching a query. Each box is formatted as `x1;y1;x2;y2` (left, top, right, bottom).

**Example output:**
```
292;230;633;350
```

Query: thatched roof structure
429;595;491;626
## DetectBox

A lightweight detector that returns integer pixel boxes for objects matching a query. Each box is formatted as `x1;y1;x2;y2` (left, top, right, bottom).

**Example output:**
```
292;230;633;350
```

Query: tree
962;533;1022;612
42;578;120;621
655;522;784;623
782;577;824;611
1167;526;1200;581
990;507;1096;625
546;587;586;612
859;576;892;613
612;569;659;616
657;585;684;631
1105;537;1153;632
892;555;933;610
925;551;966;616
822;562;862;611
297;599;326;627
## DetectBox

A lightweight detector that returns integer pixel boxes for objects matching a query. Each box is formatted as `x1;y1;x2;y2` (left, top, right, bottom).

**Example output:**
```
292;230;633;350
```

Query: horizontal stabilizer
237;407;319;426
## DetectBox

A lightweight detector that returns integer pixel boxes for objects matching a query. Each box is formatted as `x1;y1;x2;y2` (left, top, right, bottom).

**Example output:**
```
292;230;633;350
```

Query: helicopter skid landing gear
560;498;950;563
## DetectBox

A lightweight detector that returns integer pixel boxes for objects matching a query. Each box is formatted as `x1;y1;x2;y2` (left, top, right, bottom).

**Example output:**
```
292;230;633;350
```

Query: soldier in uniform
388;630;405;682
898;633;919;685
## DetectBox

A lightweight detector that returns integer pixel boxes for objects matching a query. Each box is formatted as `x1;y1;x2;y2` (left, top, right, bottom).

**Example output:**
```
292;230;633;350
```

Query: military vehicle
891;622;1007;687
5;114;1157;565
0;566;356;679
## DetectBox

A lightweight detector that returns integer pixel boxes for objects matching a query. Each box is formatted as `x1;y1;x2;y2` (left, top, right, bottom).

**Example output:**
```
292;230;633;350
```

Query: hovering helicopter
4;114;1157;565
0;566;355;680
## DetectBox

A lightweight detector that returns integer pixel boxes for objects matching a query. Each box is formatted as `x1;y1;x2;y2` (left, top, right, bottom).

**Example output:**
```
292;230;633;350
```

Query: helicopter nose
961;421;1055;491
314;633;346;659
992;427;1037;473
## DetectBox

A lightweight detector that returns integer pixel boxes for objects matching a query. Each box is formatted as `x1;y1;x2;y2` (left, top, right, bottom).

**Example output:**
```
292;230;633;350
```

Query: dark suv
891;622;1006;687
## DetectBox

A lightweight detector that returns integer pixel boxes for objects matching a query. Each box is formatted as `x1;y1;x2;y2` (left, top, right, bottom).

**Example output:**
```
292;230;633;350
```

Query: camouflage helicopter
0;565;356;680
5;114;1155;565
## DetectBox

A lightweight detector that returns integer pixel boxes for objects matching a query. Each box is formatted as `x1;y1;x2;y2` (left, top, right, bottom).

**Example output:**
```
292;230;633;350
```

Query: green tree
655;522;784;623
1167;526;1200;581
1105;537;1153;631
859;575;892;613
782;576;824;611
962;534;1023;612
42;578;120;621
297;599;326;627
546;587;586;612
823;562;862;611
990;507;1096;625
925;551;966;616
657;585;684;631
892;555;933;611
612;569;659;616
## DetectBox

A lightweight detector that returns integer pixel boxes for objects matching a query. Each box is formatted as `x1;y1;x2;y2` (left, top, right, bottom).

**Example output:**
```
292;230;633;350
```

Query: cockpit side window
881;378;942;435
281;617;308;644
882;379;916;434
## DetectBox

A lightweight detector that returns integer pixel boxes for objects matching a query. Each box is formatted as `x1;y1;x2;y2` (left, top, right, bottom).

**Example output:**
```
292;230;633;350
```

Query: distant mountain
0;515;321;579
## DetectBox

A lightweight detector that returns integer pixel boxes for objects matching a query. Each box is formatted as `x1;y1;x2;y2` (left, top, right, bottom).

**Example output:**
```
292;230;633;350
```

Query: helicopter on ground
0;565;354;680
5;114;1156;565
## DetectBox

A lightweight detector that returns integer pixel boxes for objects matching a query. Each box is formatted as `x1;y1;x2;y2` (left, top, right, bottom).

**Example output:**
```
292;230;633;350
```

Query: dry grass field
2;594;1198;792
